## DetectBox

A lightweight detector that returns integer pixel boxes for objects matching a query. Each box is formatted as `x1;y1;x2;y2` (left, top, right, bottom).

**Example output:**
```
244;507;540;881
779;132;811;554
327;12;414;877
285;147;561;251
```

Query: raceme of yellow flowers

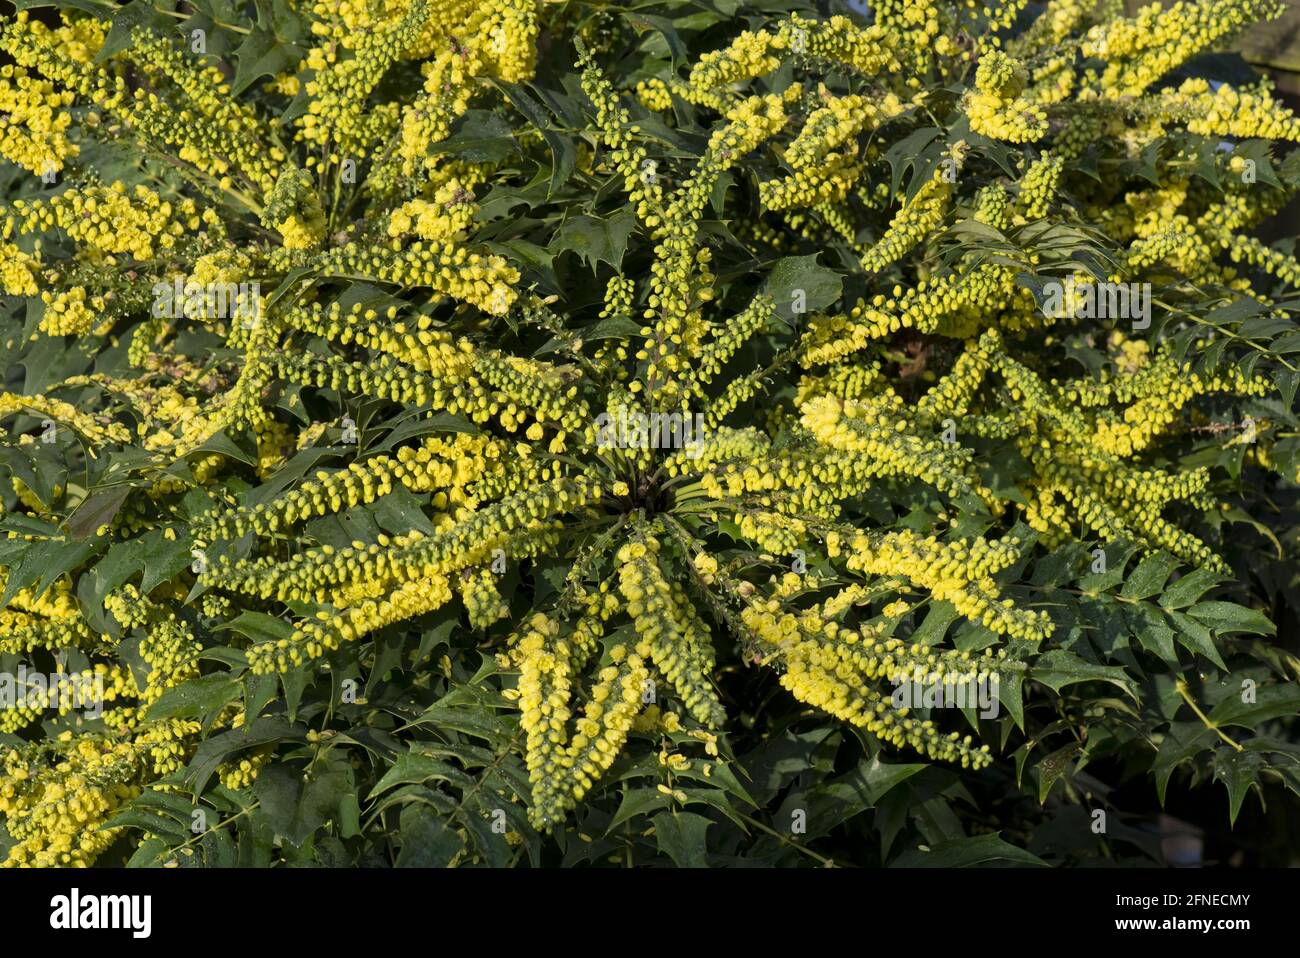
0;0;1294;861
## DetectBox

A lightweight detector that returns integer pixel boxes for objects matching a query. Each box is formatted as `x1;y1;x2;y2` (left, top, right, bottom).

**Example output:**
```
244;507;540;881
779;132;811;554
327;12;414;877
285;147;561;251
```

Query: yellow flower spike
1082;0;1283;100
965;50;1049;143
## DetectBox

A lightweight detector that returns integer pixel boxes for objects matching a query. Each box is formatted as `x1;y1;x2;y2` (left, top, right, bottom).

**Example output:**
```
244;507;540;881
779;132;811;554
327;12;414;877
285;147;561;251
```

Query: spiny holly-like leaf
891;833;1049;868
551;210;638;271
761;254;843;325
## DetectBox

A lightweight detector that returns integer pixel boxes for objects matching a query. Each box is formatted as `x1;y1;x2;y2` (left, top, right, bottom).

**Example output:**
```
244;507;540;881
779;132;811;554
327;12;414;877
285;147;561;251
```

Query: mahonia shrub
0;0;1298;867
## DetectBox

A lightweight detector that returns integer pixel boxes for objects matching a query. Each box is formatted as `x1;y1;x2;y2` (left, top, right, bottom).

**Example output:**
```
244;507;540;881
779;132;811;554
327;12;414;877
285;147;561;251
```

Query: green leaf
884;126;942;198
100;808;191;843
125;837;169;867
228;0;309;95
338;792;361;839
1076;539;1137;592
1276;367;1300;407
1152;723;1216;804
849;755;928;804
186;718;302;793
652;811;711;867
1030;541;1088;587
1208;684;1300;730
495;82;577;199
0;446;61;511
999;671;1025;730
189;0;244;21
397;805;464;867
456;812;509;868
740;728;838;806
1203;297;1263;328
1212;748;1263;826
65;485;131;540
891;833;1048;867
146;674;242;723
551;210;638;271
1036;743;1081;803
1167;610;1228;670
192;429;259;467
1028;650;1134;695
1231;139;1283;189
0;537;98;609
263;264;316;312
583;316;644;340
910;601;959;646
215;611;296;644
608;788;673;831
1159;567;1224;610
624;12;688;66
761;254;843;325
373;413;479;452
1237;316;1294;341
1125;604;1179;666
369;752;475;798
231;24;303;96
428;109;518;164
243;671;278;721
280;666;311;723
1185;601;1275;636
95;0;174;63
252;762;349;847
15;0;113;13
1121;551;1179;601
89;528;194;609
